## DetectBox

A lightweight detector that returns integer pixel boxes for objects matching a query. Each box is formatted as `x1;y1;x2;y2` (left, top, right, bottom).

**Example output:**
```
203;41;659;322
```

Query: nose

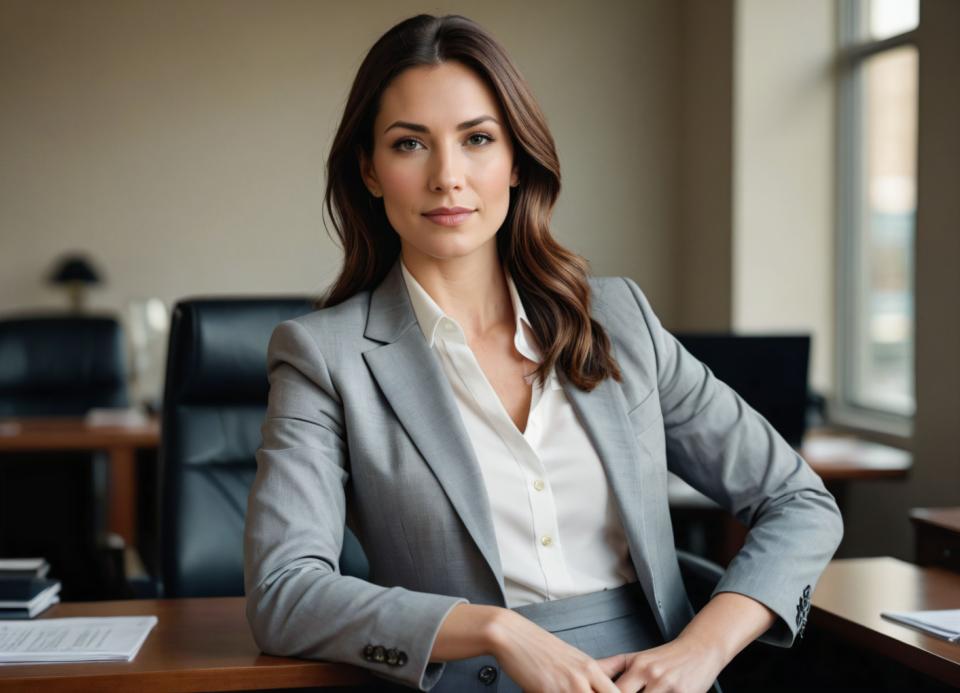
427;140;464;193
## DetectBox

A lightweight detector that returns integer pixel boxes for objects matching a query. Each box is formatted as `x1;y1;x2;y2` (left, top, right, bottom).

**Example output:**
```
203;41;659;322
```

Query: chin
407;233;497;263
424;242;487;261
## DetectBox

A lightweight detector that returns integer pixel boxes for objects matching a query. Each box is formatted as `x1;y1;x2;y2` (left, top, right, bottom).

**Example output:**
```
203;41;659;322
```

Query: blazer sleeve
244;319;468;691
621;277;844;647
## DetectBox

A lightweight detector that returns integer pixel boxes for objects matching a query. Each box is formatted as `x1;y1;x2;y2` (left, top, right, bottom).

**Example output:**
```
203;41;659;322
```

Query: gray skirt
427;581;726;693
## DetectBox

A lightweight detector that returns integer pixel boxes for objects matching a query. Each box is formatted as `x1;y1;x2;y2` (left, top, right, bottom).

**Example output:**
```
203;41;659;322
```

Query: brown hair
321;14;621;391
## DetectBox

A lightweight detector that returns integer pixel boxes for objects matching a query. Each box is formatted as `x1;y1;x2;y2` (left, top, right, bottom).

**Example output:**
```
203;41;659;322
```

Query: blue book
0;578;61;619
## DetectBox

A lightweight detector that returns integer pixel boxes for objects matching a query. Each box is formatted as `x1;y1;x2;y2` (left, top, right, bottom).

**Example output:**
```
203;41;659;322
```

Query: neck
400;241;514;338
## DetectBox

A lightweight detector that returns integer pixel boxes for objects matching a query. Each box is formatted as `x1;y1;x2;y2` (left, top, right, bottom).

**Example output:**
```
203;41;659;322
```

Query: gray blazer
244;258;844;691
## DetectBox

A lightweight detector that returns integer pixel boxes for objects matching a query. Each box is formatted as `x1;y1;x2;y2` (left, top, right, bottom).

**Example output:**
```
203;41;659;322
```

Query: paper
0;616;158;663
85;408;148;428
0;422;21;436
0;559;46;573
881;609;960;642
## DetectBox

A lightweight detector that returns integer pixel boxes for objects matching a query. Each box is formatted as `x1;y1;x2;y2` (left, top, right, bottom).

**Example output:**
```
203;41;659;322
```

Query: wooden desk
811;556;960;688
910;507;960;572
0;597;373;692
0;417;160;548
801;429;912;482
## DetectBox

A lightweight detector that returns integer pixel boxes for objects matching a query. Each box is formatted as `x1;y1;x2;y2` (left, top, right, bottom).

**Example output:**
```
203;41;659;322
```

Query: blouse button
533;479;545;491
540;535;553;547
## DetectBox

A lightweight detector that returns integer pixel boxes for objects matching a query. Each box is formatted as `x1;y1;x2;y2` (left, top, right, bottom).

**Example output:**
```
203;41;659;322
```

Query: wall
674;0;734;332
732;0;836;394
0;0;683;342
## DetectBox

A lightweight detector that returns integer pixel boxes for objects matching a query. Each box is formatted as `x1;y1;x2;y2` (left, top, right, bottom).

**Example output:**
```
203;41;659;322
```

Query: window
836;0;918;428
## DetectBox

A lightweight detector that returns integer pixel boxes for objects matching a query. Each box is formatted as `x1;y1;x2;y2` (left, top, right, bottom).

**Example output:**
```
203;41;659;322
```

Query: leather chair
0;314;129;600
676;548;725;611
0;315;128;416
159;298;368;598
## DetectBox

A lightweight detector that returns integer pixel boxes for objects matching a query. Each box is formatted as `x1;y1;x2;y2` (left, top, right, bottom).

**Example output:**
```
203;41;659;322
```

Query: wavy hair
321;13;621;391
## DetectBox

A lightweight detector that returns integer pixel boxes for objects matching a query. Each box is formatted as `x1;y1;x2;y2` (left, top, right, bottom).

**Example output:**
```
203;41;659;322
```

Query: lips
423;206;474;216
422;206;475;227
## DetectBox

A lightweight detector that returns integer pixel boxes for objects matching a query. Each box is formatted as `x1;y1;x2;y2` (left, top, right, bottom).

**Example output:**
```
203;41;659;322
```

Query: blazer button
478;664;498;685
362;644;375;661
397;651;408;667
385;648;399;666
372;645;386;663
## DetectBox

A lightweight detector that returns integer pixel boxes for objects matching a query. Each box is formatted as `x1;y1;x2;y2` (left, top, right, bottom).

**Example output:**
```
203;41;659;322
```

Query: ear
358;150;382;197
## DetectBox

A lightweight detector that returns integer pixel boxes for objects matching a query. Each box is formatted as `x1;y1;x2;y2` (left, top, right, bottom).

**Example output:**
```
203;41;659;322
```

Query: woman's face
360;60;518;265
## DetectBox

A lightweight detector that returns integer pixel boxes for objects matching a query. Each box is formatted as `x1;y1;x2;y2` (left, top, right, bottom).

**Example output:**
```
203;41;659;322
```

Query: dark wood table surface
800;428;912;481
909;506;960;572
910;507;960;533
0;597;373;692
0;416;160;548
811;556;960;687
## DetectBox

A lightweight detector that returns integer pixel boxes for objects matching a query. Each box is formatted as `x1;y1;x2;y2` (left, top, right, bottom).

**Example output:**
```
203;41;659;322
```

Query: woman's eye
391;133;494;152
467;133;494;146
393;138;423;152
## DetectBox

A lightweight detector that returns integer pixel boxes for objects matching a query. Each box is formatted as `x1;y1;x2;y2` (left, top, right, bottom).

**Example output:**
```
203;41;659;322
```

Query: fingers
613;670;646;692
595;653;627;679
587;659;623;693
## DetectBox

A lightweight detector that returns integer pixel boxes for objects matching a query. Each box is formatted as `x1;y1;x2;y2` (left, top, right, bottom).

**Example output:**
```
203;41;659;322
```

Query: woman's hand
594;591;778;692
486;609;621;693
594;632;724;693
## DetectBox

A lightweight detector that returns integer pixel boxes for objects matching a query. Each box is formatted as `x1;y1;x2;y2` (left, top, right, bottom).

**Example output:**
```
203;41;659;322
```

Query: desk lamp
48;253;102;313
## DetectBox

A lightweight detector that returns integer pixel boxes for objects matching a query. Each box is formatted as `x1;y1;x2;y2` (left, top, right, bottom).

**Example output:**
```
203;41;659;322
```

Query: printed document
881;609;960;642
0;616;158;663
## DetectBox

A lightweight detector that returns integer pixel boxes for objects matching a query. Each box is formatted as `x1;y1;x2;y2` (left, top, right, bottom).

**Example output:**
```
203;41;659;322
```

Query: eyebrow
383;115;501;135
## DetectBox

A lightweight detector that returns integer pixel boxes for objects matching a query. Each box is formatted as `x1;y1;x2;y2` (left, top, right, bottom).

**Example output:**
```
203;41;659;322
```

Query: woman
244;14;843;693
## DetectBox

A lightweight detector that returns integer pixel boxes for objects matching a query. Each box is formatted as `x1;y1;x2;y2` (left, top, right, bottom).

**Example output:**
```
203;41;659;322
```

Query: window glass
863;0;919;42
851;45;917;415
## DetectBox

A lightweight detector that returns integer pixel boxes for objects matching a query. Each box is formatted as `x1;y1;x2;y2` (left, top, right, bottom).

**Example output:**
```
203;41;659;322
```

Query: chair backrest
0;314;128;599
0;314;128;416
159;297;368;598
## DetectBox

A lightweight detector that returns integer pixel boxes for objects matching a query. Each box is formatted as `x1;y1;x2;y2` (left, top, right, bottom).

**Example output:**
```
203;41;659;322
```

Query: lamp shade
49;254;102;285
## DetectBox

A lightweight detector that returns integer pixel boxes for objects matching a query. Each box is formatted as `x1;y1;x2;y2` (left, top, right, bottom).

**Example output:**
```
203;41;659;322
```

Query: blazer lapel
362;260;507;603
560;359;663;632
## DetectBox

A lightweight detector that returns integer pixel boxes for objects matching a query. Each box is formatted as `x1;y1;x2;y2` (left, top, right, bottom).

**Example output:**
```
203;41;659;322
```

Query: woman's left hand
594;632;724;693
596;591;777;691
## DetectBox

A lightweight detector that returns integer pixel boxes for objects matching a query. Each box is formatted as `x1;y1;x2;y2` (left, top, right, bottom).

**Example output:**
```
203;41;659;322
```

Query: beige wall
733;0;836;394
674;0;734;332
0;0;683;334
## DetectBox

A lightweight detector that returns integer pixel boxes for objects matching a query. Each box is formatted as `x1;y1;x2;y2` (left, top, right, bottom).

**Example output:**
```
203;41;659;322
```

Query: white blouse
399;261;638;607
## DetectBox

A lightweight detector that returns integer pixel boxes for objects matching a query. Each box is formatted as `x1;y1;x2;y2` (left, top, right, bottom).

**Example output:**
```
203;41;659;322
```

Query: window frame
832;0;918;438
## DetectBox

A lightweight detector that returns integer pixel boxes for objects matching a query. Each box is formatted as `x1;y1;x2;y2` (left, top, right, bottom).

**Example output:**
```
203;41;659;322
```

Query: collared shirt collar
399;259;543;365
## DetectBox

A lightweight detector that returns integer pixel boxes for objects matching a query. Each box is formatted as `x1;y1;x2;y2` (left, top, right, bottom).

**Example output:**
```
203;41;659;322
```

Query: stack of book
0;558;61;619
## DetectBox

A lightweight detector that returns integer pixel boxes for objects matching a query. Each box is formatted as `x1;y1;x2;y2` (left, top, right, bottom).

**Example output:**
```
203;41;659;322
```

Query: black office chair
158;297;369;598
0;314;129;600
0;314;128;416
676;548;724;612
